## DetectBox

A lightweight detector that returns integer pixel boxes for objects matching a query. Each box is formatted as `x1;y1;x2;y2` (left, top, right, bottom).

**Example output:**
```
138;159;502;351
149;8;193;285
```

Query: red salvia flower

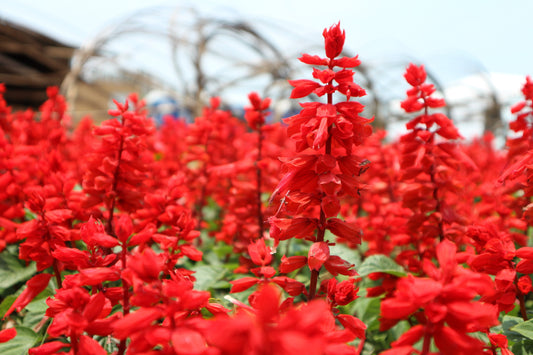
230;238;305;297
269;23;371;309
506;75;533;161
380;240;498;354
211;92;285;252
82;95;155;233
396;63;474;272
206;284;359;355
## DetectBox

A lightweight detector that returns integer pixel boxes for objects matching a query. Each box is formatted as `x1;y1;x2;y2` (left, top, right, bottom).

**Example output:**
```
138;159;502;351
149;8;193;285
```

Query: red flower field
0;23;533;355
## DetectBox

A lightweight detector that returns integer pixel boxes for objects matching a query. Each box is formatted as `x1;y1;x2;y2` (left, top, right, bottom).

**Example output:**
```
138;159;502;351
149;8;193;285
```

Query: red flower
82;96;155;233
308;241;330;271
28;341;69;355
230;238;305;296
245;92;270;130
270;24;371;300
206;284;359;354
248;238;273;266
489;333;513;355
279;255;307;273
0;328;16;343
112;307;164;340
323;22;345;59
4;273;52;319
325;278;359;306
380;240;498;353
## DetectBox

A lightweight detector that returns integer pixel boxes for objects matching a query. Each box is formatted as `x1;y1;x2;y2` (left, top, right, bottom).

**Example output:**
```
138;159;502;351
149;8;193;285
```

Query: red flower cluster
82;95;155;233
269;23;372;301
380;240;498;355
264;22;369;346
211;93;286;251
207;284;359;355
396;63;473;272
2;21;533;355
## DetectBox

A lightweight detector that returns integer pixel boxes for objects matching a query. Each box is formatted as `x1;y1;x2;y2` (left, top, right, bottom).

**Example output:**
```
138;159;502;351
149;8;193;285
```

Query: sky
2;0;532;78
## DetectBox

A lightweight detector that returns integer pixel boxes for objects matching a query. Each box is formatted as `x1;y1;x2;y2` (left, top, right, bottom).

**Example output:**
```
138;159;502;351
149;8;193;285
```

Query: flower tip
323;22;345;59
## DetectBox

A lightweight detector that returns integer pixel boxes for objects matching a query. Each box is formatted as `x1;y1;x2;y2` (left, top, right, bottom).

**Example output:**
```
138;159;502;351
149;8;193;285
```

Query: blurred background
1;0;532;140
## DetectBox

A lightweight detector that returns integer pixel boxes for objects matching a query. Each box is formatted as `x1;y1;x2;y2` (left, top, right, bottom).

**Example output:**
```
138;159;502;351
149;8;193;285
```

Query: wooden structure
0;19;74;110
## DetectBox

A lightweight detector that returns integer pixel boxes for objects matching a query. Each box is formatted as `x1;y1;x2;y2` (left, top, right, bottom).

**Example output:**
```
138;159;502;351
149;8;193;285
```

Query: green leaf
357;255;407;277
329;243;361;268
0;327;39;355
503;315;527;342
351;296;381;331
24;288;53;313
511;339;533;355
0;251;36;292
0;295;17;318
512;319;533;340
192;265;229;291
22;296;51;329
24;208;37;220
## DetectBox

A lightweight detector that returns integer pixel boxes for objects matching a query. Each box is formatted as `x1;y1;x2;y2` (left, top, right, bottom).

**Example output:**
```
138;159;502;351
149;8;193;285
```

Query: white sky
2;0;532;77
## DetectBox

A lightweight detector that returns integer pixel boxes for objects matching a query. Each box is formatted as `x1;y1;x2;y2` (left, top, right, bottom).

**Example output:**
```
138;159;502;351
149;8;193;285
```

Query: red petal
323;22;345;58
313;116;330;149
29;341;70;355
269;217;318;241
433;325;485;354
248;238;272;266
247;92;262;109
511;101;526;114
326;218;362;244
332;56;361;68
404;63;427;87
516;259;533;274
113;308;163;339
279;255;307;273
391;325;424;347
271;276;305;296
79;267;120;286
4;273;52;318
171;328;206;354
337;314;366;338
230;277;260;293
308;242;330;271
45;209;73;224
253;284;281;323
516;247;533;259
324;255;357;276
0;328;16;343
181;244;203;261
90;233;120;248
321;195;340;218
52;247;89;265
115;214;133;244
288;80;321;99
78;335;106;355
83;292;106;322
299;54;328;66
436;239;457;279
